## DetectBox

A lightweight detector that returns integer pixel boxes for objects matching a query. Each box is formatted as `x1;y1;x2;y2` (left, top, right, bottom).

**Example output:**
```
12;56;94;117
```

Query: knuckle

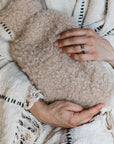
68;119;74;127
74;46;79;52
78;56;83;61
67;113;79;127
68;39;72;44
59;40;66;46
72;46;77;52
91;46;96;52
86;29;94;35
92;53;98;60
79;55;86;61
65;101;71;107
70;47;74;52
68;119;77;127
68;113;80;127
89;36;96;43
72;37;76;43
74;119;80;125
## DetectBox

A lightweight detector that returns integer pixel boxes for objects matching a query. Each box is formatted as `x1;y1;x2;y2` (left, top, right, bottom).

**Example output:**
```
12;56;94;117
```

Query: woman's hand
54;28;114;66
29;100;103;128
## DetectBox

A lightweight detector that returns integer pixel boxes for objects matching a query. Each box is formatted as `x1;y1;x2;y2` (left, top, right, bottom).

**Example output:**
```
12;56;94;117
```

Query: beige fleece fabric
0;0;113;108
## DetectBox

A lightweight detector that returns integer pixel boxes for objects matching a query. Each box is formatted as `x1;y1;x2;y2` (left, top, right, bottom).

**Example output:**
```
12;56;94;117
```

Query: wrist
29;99;46;112
29;99;48;121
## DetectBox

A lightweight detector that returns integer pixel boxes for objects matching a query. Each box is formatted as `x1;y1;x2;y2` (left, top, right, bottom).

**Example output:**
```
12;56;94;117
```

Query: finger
55;37;87;48
57;28;95;40
69;53;97;61
78;103;104;125
72;103;104;126
65;102;84;112
59;45;90;54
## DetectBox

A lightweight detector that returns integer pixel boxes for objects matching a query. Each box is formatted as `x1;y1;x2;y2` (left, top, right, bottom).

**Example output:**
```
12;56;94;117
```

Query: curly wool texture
1;0;113;107
0;0;42;38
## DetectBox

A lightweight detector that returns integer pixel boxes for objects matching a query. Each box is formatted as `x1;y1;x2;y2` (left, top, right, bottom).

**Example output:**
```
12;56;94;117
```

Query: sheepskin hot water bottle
0;0;113;108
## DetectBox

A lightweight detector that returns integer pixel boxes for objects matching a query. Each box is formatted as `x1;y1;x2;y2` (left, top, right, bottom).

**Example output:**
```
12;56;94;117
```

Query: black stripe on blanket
105;0;108;13
0;94;24;108
0;22;13;38
66;128;72;144
104;28;114;36
78;0;86;28
94;25;104;33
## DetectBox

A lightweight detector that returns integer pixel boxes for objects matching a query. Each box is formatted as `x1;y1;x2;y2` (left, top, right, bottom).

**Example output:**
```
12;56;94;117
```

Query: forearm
29;99;47;122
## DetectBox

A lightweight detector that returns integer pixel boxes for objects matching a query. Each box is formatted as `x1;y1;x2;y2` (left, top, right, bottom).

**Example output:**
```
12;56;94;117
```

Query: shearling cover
0;0;113;108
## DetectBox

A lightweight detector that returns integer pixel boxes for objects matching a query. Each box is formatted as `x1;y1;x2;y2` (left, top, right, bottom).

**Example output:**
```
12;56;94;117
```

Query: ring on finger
76;45;85;54
80;44;85;54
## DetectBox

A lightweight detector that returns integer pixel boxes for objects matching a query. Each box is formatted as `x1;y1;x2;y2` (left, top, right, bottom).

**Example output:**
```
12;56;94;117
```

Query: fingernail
68;54;71;57
59;48;63;53
54;42;58;47
98;103;104;109
58;35;61;39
